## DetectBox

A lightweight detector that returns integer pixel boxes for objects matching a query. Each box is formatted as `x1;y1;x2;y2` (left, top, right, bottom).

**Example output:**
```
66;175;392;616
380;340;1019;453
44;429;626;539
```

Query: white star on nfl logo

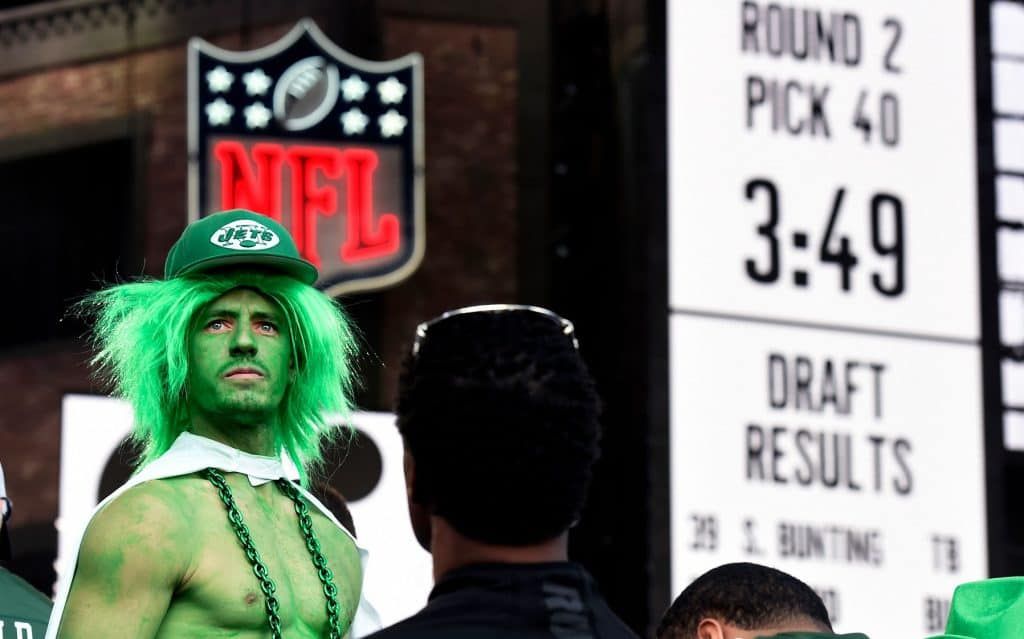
206;66;234;93
242;69;273;96
243;103;272;129
378;109;408;137
377;77;407;104
205;98;234;126
341;74;370;102
341;108;370;135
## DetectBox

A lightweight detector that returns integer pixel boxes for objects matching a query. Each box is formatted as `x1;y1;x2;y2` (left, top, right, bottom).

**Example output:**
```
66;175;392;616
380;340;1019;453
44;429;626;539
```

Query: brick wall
375;16;519;405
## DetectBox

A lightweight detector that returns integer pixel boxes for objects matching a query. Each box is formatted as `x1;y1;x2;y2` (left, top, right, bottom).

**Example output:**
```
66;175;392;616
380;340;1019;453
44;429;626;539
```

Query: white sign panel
58;395;432;629
670;316;986;637
667;2;987;638
669;1;979;339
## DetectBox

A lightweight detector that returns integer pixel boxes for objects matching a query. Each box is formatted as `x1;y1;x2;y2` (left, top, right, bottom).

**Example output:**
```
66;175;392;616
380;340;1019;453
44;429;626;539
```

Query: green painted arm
56;482;189;639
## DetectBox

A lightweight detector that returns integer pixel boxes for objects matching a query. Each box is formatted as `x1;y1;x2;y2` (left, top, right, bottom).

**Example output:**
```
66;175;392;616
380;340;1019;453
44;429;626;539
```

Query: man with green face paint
47;210;380;639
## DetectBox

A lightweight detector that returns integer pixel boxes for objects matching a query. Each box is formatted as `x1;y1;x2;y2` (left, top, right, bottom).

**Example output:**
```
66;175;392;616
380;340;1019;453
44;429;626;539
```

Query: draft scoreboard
667;2;987;637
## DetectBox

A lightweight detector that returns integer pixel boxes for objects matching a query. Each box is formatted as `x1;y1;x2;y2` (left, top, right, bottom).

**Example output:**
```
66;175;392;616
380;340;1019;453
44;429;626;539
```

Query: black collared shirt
366;562;639;639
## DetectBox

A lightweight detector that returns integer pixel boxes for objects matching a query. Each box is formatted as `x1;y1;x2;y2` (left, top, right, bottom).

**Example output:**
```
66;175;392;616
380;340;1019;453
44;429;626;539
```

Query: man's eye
206;319;227;331
258;322;278;334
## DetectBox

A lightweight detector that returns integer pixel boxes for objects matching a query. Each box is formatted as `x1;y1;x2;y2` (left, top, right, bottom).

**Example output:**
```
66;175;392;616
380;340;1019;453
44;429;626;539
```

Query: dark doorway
0;124;144;352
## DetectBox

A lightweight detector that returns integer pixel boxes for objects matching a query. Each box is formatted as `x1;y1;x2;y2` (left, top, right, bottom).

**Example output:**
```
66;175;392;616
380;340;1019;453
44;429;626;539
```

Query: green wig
79;271;358;484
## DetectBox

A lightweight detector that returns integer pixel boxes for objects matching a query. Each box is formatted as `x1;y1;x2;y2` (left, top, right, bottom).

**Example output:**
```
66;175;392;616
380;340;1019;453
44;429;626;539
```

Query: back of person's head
396;305;601;546
657;562;832;639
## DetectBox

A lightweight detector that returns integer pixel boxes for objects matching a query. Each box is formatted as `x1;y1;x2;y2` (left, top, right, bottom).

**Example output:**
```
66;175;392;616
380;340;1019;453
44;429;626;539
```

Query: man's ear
402;448;415;499
696;619;727;639
403;447;432;551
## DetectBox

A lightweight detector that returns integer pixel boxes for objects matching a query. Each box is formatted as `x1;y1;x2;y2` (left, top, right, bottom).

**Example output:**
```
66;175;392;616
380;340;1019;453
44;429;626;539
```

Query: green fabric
164;209;318;284
940;576;1024;639
0;567;52;636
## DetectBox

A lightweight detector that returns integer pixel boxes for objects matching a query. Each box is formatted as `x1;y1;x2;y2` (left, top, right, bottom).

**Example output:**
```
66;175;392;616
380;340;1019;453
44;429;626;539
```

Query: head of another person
78;210;358;483
657;563;833;639
395;304;601;549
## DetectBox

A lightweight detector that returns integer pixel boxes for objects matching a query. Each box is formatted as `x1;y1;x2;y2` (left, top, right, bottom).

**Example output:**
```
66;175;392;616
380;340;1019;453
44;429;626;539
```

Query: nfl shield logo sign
188;19;424;295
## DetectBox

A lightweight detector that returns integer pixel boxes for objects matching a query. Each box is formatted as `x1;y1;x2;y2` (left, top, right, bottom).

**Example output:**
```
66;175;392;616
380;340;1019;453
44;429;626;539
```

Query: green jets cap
925;577;1024;639
164;209;318;284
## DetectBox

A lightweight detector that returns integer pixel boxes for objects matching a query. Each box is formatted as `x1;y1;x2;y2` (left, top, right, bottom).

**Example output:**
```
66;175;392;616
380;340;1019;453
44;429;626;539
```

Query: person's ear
696;619;727;639
403;448;415;499
402;447;433;551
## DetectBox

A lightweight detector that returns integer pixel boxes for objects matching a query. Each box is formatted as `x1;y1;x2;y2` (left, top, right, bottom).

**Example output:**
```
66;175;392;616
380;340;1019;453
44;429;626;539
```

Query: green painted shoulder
78;478;196;587
92;478;192;532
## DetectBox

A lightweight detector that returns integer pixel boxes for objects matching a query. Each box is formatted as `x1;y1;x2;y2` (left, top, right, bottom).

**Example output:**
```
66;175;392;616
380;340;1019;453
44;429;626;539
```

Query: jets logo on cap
210;220;281;251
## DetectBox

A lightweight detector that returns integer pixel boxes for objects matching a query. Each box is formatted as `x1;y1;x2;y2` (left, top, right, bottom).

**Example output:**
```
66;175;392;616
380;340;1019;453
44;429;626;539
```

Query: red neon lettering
340;149;400;262
213;141;283;221
213;142;402;268
285;146;344;268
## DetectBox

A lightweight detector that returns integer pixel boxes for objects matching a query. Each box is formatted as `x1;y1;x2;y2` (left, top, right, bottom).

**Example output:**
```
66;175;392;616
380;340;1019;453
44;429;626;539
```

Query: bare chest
159;477;363;638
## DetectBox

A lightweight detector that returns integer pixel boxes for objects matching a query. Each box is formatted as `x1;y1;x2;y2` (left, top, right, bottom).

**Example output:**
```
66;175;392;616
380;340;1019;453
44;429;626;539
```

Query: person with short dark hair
368;304;638;639
0;460;53;638
657;562;867;639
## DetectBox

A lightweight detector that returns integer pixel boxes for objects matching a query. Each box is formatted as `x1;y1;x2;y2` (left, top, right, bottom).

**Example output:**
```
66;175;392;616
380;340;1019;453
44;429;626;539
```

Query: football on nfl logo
188;19;424;296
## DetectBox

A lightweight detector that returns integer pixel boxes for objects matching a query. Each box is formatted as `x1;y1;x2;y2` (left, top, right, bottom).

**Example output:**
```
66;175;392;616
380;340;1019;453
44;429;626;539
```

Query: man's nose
229;324;257;356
